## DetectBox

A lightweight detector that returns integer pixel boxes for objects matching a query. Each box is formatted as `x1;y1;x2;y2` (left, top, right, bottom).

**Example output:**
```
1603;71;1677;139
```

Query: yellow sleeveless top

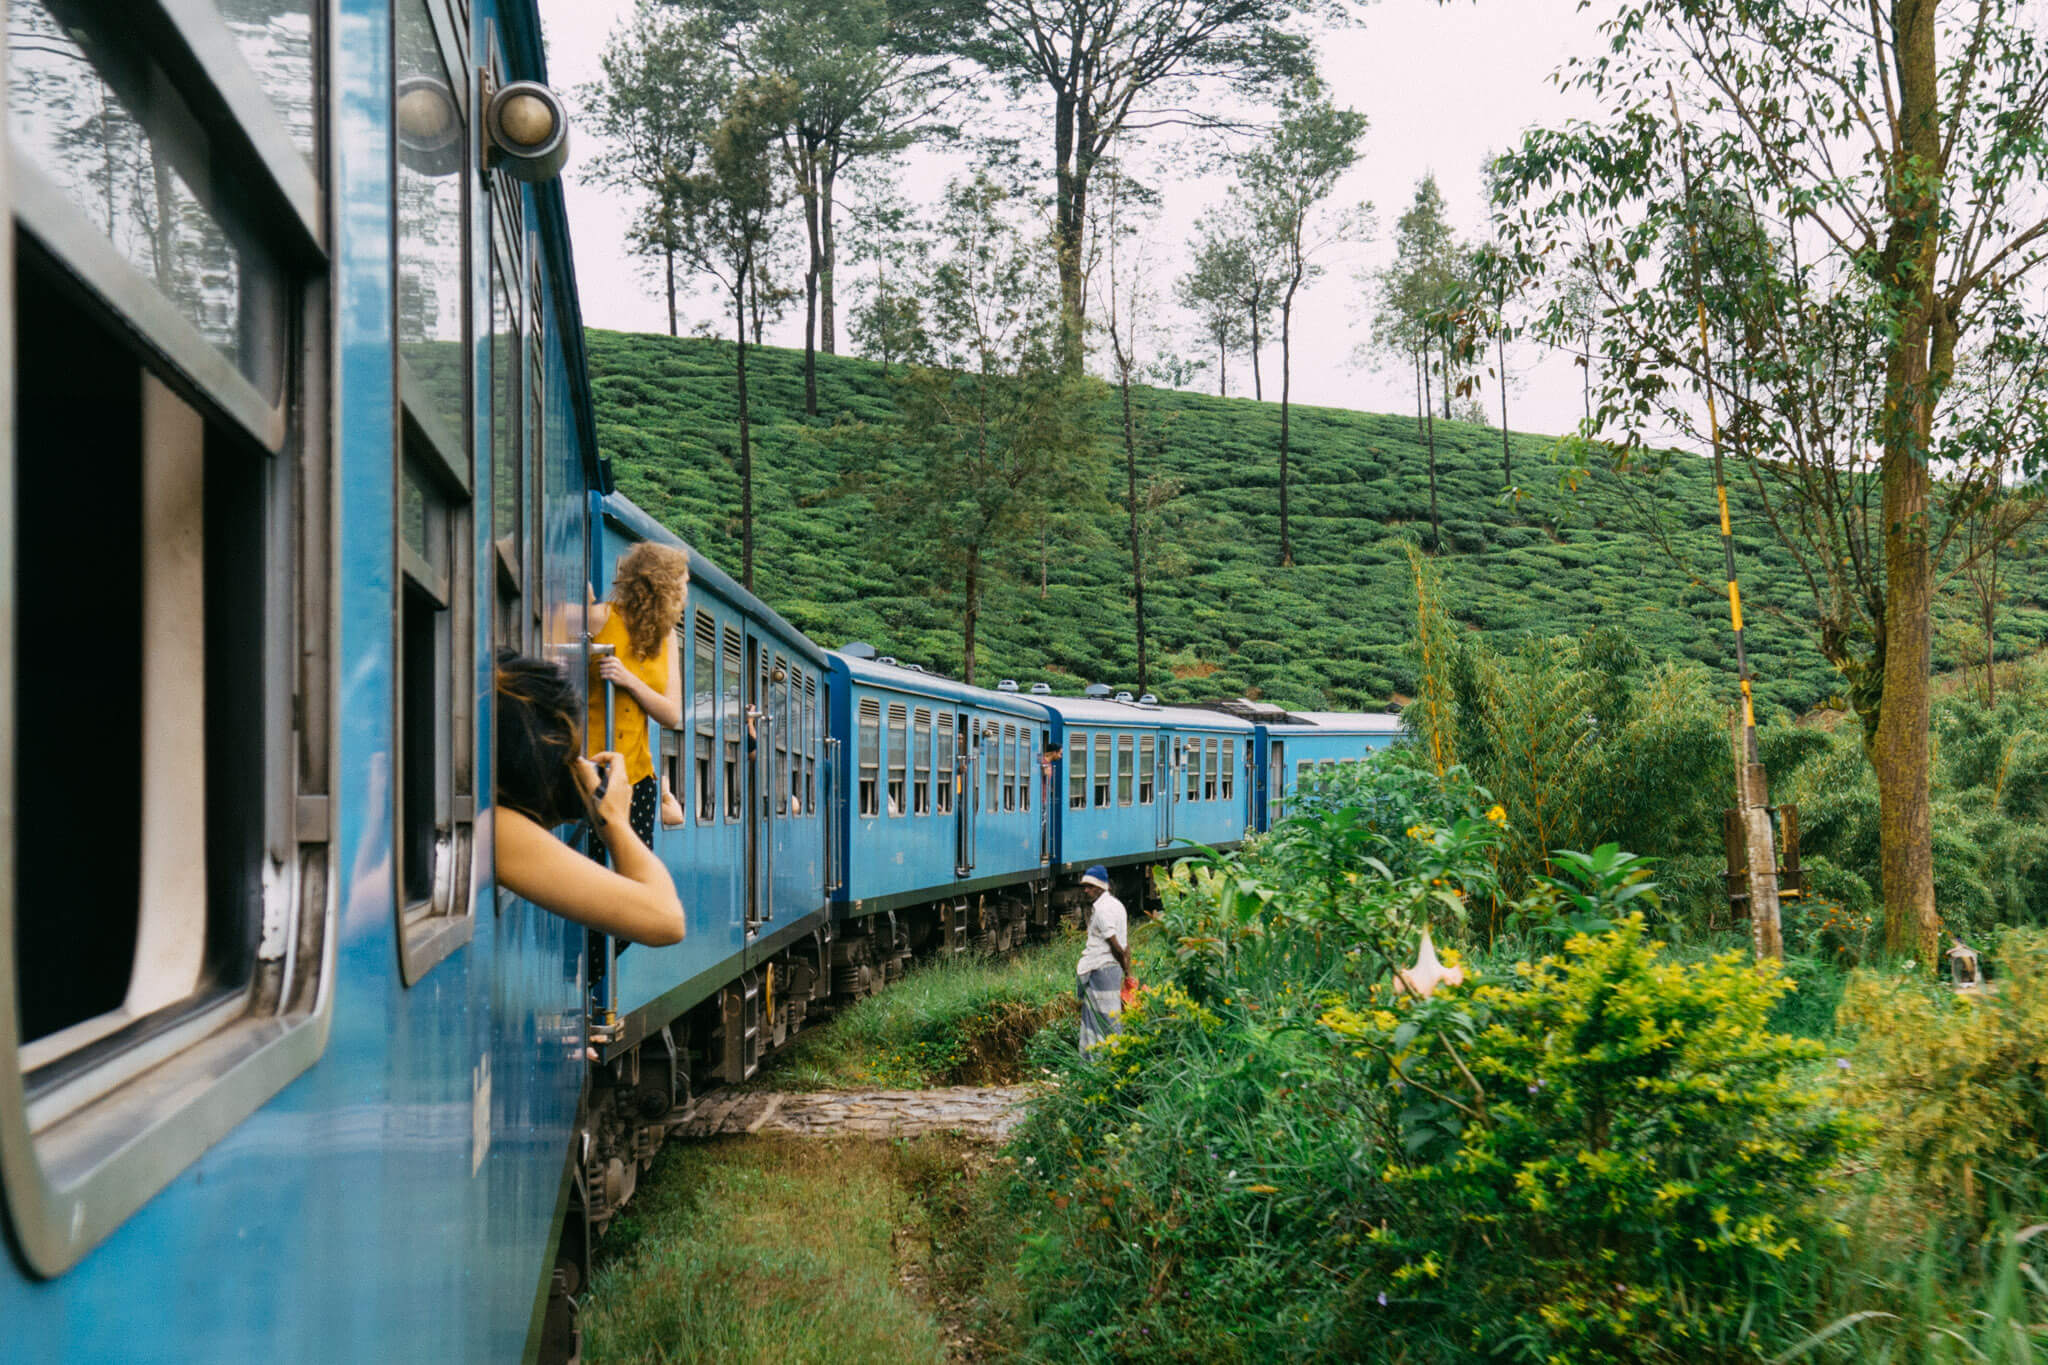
588;610;667;784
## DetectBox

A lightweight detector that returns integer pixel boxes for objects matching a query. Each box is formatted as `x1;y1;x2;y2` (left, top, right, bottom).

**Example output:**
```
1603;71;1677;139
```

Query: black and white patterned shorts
629;776;658;847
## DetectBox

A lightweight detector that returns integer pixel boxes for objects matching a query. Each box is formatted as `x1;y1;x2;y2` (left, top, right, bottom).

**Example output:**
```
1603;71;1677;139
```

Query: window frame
1138;734;1155;805
1116;734;1134;806
1068;731;1086;810
886;702;907;817
913;708;932;815
1222;738;1235;801
935;712;954;815
1093;733;1111;809
857;699;881;818
1205;738;1219;801
694;612;717;824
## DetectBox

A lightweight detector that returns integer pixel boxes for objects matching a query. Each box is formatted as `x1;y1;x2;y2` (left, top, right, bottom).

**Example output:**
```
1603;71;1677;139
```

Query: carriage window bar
935;712;955;814
1138;736;1155;805
858;700;880;817
1068;732;1086;809
1222;739;1236;800
1093;733;1111;808
1206;739;1220;801
913;709;933;815
694;614;716;823
723;628;743;820
887;704;907;816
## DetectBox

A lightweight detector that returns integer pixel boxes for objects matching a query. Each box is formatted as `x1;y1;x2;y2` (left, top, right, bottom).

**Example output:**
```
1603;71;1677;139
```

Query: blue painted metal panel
1035;698;1256;869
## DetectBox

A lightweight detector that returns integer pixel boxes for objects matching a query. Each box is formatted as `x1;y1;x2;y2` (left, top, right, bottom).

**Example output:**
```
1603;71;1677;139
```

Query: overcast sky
538;0;1611;438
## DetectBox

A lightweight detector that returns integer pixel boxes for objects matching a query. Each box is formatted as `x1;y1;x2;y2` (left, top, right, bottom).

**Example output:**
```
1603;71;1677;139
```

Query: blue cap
1082;865;1110;888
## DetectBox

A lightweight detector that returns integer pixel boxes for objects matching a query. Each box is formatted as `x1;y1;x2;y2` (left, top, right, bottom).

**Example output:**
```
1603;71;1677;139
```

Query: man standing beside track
1075;865;1131;1051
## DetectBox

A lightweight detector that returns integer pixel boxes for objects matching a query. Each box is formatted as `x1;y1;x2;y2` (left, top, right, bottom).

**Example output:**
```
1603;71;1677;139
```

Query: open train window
723;627;743;821
1222;739;1236;801
1117;735;1135;806
661;728;684;827
999;724;1014;811
1068;732;1086;809
1206;739;1220;801
857;700;880;817
1138;736;1155;805
887;704;908;816
802;675;817;815
1189;741;1205;804
694;614;716;823
4;0;332;1275
936;713;954;815
1094;733;1111;808
774;656;790;816
913;709;932;815
1020;728;1032;812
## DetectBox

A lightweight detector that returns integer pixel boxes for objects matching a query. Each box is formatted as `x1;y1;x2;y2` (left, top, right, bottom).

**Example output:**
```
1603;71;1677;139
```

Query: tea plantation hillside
589;329;2048;714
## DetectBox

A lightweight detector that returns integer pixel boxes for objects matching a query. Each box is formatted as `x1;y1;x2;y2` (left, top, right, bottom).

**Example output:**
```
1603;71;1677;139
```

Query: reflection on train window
723;627;743;821
1205;739;1220;801
887;704;907;817
1068;732;1086;809
936;713;955;815
1116;734;1134;806
222;0;319;158
694;613;716;823
1138;735;1155;805
913;708;932;815
1222;739;1236;800
1093;733;1111;808
858;699;880;817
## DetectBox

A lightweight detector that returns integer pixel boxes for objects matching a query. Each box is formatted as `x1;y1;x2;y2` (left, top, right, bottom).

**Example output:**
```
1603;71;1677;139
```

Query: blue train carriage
827;652;1057;987
1241;706;1409;829
1037;691;1257;914
3;0;601;1360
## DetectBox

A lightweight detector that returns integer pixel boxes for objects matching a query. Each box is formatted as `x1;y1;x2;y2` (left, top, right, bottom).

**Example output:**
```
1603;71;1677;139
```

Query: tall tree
701;0;962;415
1174;232;1250;397
1240;83;1367;568
1376;175;1461;552
1496;0;2048;962
676;78;797;590
935;0;1336;369
579;3;720;336
1093;163;1158;691
1186;206;1282;399
866;175;1096;682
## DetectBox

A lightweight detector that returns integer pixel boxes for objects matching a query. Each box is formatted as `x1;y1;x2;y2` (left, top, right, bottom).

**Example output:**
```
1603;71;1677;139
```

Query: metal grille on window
858;700;880;817
913;708;932;815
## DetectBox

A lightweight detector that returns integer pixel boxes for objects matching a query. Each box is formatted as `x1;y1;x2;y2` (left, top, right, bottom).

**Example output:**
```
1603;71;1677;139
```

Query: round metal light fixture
485;80;570;182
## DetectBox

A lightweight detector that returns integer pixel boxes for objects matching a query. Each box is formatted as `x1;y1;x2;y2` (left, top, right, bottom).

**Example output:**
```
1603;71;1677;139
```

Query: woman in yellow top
588;542;688;846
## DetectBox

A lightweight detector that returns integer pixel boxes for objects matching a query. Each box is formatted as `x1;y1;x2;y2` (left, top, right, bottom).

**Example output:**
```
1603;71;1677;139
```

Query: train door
1155;734;1172;847
1270;740;1287;823
955;713;976;875
745;636;762;936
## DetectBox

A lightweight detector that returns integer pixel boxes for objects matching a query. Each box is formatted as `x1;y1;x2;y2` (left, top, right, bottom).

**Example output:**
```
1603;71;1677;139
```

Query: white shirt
1076;889;1128;976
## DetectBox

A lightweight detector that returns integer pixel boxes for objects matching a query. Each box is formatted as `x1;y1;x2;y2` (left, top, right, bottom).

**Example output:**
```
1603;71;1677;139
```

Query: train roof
1280;711;1407;735
598;493;831;669
829;652;1053;718
1035;694;1256;731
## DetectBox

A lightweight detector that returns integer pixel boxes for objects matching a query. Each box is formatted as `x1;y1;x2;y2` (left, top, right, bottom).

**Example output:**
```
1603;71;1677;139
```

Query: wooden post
1730;711;1784;960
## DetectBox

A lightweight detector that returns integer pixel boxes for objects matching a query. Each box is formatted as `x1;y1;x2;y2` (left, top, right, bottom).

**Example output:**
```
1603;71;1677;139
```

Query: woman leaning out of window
494;653;684;945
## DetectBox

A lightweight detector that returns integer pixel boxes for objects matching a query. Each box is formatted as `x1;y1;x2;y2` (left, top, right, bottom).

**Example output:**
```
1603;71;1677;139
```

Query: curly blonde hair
610;543;690;661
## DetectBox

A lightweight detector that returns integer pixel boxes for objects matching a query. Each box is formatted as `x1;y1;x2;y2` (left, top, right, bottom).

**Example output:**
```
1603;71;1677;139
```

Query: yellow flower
1405;824;1430;841
1486;804;1507;826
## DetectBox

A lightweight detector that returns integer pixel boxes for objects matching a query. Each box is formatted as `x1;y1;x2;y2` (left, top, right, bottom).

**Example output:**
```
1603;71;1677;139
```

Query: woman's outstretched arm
496;753;685;945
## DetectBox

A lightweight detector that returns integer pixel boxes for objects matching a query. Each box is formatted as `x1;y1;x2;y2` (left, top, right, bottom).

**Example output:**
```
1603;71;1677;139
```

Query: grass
755;934;1081;1090
582;1135;1010;1365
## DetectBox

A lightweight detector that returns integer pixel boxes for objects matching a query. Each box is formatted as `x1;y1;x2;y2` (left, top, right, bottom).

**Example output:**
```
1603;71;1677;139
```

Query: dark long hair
495;651;584;826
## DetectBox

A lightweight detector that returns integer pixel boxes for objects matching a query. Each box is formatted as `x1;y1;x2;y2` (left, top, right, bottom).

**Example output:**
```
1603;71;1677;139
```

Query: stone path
669;1085;1034;1142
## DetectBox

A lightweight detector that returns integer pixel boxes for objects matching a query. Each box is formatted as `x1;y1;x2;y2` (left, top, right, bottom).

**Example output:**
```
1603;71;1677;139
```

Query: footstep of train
667;1086;1035;1142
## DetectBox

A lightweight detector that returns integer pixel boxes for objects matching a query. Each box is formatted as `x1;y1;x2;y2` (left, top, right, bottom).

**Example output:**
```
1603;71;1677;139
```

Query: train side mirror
484;80;571;182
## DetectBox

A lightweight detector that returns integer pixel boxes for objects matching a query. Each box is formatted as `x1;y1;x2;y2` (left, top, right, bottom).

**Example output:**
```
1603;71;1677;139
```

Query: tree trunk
1414;347;1425;437
820;161;838;355
1120;357;1148;690
1440;337;1452;420
1218;336;1227;397
1423;354;1441;552
1868;0;1942;968
1052;92;1086;373
1497;327;1512;486
1278;273;1298;568
801;146;822;417
665;244;678;337
1248;297;1264;401
736;284;755;591
1984;541;1998;706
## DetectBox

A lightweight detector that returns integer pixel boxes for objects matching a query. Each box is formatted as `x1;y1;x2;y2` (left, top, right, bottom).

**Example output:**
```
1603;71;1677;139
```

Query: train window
935;713;954;814
723;628;743;821
1188;739;1203;803
1206;739;1220;800
913;709;932;815
858;700;880;817
1000;724;1015;811
774;657;790;817
1222;739;1236;800
661;729;684;827
1094;733;1111;808
1117;735;1134;806
694;614;716;824
527;258;546;642
1138;736;1155;804
1068;732;1086;809
887;704;907;816
1321;759;1336;771
985;723;1000;812
5;0;334;1274
490;250;521;646
1020;728;1032;812
1299;761;1314;784
804;675;818;815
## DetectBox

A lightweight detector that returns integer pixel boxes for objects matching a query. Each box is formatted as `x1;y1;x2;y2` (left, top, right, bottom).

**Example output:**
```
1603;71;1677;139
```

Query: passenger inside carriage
495;654;686;945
